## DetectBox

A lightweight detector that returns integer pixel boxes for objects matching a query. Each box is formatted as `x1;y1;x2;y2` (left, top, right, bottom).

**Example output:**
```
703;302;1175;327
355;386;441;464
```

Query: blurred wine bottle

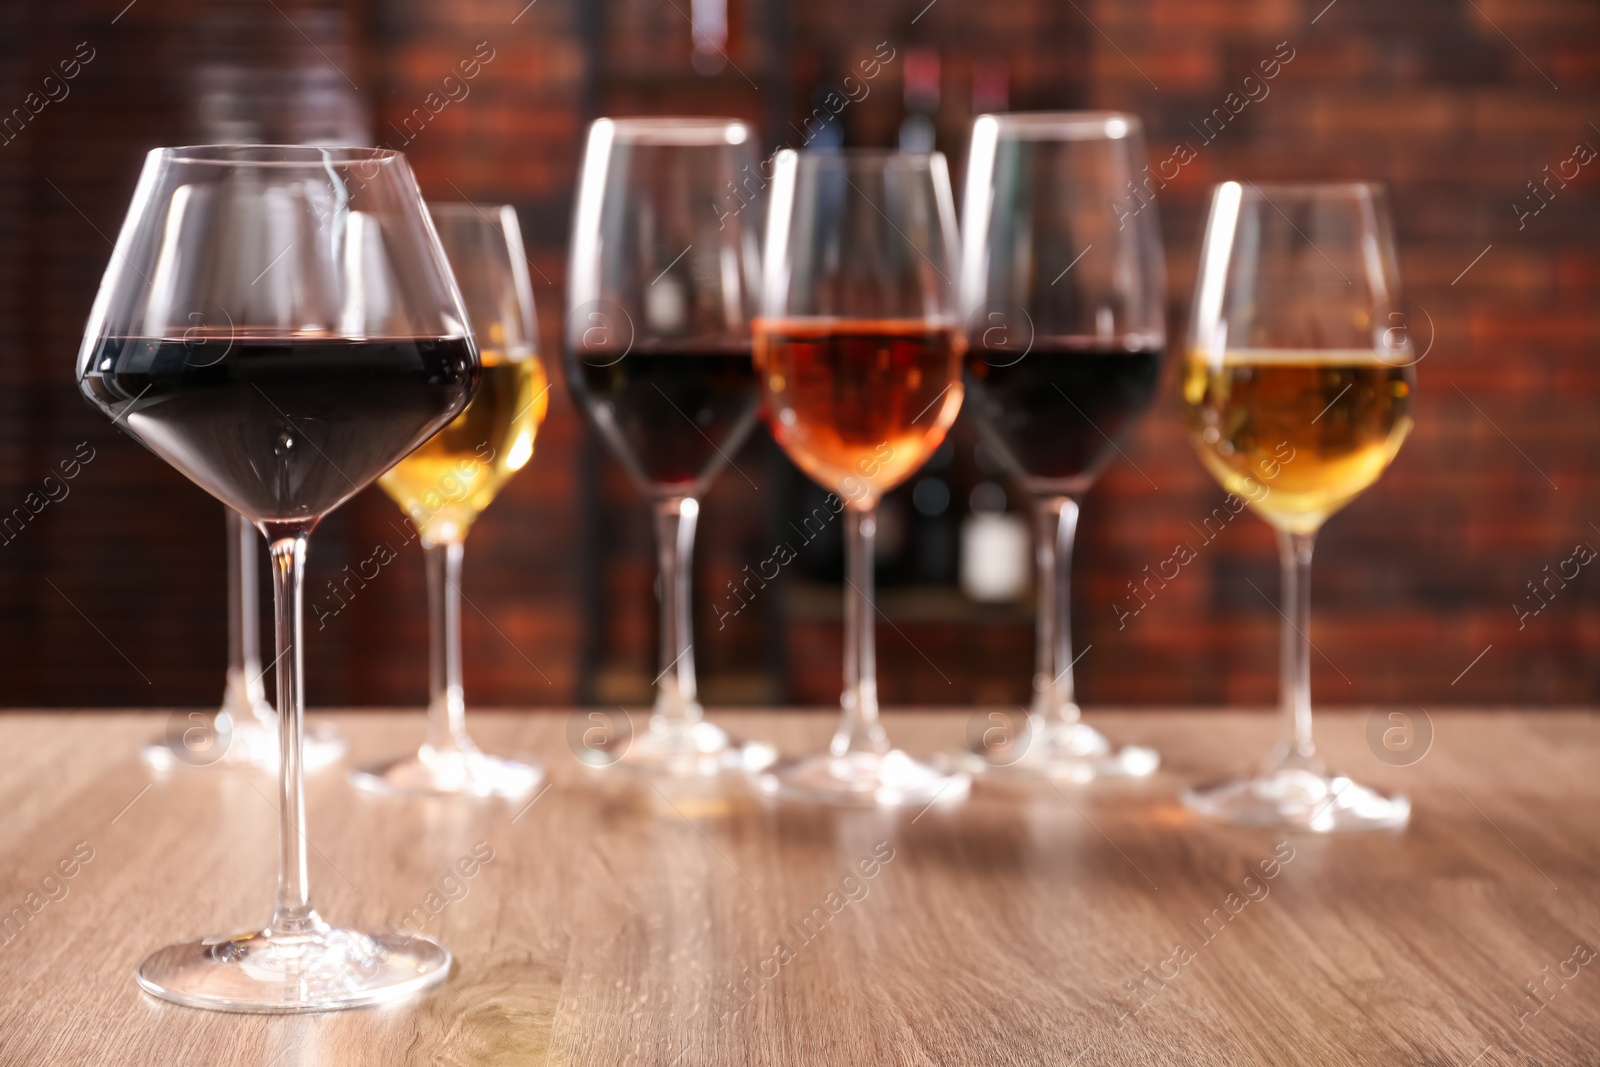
897;47;940;153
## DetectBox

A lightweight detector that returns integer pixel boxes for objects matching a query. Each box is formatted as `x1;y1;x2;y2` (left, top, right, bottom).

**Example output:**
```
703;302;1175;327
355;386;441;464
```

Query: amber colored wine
754;318;964;499
380;350;548;543
1183;349;1414;532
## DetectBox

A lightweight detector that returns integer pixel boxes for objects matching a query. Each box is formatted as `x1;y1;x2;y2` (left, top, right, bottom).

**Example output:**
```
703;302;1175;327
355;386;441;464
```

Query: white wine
380;349;548;543
1183;348;1414;533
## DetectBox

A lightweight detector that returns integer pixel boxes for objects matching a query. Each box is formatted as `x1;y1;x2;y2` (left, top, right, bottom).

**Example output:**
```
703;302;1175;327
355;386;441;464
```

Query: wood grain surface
0;709;1596;1066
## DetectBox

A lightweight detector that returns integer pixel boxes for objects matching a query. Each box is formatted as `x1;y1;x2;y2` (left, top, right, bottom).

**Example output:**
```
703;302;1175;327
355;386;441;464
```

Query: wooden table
0;709;1596;1066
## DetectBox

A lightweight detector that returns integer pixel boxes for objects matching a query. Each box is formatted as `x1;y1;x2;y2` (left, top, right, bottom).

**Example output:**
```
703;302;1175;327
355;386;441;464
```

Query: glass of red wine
955;113;1165;782
565;117;774;777
754;149;970;806
78;145;477;1011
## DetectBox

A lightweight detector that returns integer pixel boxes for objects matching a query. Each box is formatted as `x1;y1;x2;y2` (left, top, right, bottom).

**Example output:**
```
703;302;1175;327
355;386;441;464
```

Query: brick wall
1;0;1596;709
1059;0;1600;706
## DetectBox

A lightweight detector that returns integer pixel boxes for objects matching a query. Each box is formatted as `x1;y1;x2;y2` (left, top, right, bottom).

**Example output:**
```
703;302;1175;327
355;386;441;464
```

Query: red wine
82;335;476;532
570;347;759;491
965;340;1163;493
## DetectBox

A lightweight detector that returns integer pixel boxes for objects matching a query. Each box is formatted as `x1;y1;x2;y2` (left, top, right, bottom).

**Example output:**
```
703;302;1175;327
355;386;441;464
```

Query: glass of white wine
1182;181;1417;831
350;203;549;798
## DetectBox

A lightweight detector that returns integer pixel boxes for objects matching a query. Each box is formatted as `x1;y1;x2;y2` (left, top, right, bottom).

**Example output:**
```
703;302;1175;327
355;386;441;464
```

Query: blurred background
1;0;1596;710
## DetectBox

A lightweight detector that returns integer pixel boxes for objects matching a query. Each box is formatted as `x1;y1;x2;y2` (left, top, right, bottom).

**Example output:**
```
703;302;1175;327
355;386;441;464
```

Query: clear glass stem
1276;528;1318;764
652;496;703;726
423;539;472;754
224;507;273;728
267;535;318;936
834;503;890;757
1031;495;1082;726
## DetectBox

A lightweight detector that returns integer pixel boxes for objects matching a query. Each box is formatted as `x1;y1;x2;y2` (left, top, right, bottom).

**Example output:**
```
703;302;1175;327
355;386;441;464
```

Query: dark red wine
965;341;1163;492
82;335;476;531
570;348;759;490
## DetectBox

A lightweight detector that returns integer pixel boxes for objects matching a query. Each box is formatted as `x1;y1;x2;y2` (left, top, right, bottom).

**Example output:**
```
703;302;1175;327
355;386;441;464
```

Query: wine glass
142;506;349;772
753;149;970;806
351;203;548;798
956;112;1165;782
565;117;774;777
1181;180;1416;830
78;144;477;1010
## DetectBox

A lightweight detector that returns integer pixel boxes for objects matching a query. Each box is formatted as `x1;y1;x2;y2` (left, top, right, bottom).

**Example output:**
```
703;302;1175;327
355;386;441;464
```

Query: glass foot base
758;750;971;807
963;719;1159;783
594;719;778;778
1183;767;1410;831
349;747;544;799
142;718;347;774
135;922;450;1013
